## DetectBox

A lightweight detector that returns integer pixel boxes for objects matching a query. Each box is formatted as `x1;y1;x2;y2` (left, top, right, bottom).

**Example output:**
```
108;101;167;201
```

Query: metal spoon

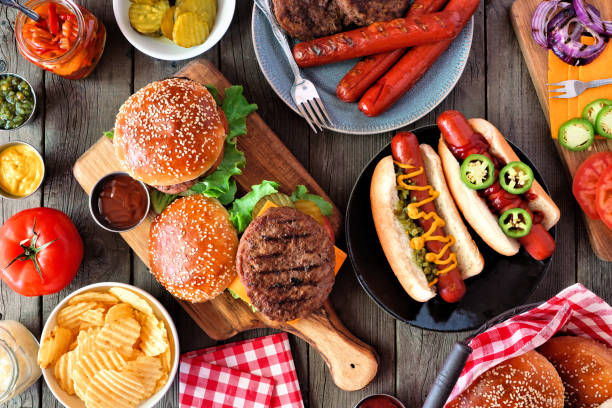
0;0;40;22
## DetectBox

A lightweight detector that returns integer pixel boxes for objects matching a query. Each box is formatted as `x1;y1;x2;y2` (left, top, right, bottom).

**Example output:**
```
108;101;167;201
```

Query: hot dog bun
468;118;560;230
438;118;561;256
371;155;435;302
370;151;483;302
438;138;520;256
420;145;484;279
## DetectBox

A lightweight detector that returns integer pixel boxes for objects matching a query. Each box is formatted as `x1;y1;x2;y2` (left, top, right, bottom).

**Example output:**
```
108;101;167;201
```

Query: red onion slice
549;15;609;65
573;0;612;36
532;0;567;48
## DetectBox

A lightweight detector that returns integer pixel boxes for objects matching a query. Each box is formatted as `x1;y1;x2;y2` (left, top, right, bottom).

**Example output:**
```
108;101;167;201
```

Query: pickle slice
175;0;216;28
161;6;175;40
251;193;294;219
129;0;169;36
294;199;323;224
172;11;209;48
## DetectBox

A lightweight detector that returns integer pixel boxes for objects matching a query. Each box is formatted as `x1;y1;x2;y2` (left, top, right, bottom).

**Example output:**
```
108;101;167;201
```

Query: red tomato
596;165;612;230
0;208;83;296
321;216;335;245
572;152;612;219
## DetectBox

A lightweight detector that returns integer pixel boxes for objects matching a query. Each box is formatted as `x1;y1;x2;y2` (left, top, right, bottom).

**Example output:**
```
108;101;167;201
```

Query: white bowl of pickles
113;0;234;61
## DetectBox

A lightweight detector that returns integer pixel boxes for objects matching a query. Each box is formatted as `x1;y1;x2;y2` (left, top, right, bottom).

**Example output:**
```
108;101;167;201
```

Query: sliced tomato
572;152;612;219
596;165;612;230
321;216;335;245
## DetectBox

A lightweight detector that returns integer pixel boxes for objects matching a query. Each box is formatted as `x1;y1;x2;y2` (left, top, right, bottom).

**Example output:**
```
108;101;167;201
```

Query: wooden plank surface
1;0;612;407
510;0;612;261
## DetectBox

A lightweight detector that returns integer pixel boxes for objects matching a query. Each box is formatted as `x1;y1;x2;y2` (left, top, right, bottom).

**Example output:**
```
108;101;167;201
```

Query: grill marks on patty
236;207;335;322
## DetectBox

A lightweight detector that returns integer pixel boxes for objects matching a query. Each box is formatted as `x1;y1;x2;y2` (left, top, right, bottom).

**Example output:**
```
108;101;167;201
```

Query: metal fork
547;78;612;99
253;0;332;133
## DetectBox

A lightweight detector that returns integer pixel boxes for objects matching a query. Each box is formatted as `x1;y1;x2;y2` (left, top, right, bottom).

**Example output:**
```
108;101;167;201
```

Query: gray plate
251;7;474;135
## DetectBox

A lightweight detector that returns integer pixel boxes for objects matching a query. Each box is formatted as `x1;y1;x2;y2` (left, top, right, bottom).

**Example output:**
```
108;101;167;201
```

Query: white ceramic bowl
41;282;180;408
113;0;235;60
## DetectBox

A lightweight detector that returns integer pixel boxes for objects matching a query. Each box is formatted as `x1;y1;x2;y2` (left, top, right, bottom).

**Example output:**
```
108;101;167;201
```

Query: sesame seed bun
114;78;225;186
538;336;612;408
148;195;238;302
447;350;565;408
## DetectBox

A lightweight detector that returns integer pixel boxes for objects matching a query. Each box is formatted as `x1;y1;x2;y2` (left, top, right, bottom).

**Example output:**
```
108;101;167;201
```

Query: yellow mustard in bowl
0;144;43;197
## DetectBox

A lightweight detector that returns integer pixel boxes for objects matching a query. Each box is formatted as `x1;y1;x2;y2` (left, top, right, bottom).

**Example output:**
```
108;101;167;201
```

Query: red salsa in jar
15;0;106;80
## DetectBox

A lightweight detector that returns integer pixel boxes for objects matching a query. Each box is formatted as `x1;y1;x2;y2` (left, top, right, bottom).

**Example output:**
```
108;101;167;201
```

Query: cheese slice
549;38;612;139
227;200;347;314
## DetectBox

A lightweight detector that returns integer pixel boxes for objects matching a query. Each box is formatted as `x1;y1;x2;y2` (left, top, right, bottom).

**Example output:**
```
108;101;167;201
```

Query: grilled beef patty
272;0;346;40
335;0;412;26
236;207;335;322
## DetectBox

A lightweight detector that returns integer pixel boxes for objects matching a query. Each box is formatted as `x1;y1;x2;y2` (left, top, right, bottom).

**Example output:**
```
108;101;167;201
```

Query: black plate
345;125;555;332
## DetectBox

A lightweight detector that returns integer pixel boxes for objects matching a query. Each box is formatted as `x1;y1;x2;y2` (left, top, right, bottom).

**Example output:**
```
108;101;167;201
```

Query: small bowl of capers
0;73;36;131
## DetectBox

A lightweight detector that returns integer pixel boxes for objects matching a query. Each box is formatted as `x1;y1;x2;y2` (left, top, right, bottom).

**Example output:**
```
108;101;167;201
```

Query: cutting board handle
280;302;379;391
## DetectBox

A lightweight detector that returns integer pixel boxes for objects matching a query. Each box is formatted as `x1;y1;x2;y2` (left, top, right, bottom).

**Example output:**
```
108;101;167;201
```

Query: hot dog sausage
358;0;480;117
292;11;463;68
437;111;556;260
391;132;466;303
336;0;448;103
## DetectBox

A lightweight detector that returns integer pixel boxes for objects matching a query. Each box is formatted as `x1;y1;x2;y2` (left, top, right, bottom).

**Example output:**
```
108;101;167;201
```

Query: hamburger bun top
447;350;564;408
114;78;225;186
149;195;238;302
538;335;612;408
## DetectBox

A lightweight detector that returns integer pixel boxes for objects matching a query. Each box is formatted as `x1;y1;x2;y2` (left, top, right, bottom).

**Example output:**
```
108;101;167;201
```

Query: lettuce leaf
229;180;280;233
150;190;177;214
181;142;245;205
290;185;333;216
150;85;256;213
104;130;114;139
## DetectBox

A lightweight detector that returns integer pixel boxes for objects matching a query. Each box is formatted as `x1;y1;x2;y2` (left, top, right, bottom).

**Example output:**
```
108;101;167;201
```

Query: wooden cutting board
511;0;612;262
72;59;378;391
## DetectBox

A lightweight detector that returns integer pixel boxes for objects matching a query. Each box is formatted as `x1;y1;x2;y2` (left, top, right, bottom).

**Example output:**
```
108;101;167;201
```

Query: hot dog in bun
370;132;484;303
437;111;560;260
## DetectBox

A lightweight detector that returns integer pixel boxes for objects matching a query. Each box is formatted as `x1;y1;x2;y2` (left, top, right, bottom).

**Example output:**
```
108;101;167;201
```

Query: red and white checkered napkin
446;283;612;405
180;333;304;408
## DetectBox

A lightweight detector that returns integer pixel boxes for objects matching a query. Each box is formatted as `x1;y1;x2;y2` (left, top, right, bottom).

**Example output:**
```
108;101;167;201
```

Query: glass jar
15;0;106;80
0;320;41;403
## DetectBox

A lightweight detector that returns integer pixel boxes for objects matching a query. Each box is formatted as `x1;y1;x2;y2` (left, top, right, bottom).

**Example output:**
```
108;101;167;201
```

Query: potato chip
80;307;106;329
73;349;127;400
85;369;145;408
172;12;209;48
55;349;77;395
161;6;175;40
123;356;163;398
129;1;169;35
105;303;135;323
57;302;98;331
153;371;169;395
76;327;100;356
160;346;172;373
38;326;73;368
96;317;141;357
134;311;168;357
109;288;154;316
69;292;119;306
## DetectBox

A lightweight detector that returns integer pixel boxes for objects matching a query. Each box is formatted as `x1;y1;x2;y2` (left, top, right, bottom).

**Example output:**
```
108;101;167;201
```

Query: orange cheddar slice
227;199;347;315
549;38;612;139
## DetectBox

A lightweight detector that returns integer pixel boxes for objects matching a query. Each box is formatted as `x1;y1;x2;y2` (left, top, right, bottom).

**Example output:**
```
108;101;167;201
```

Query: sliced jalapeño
558;118;595;151
460;154;495;190
499;161;534;195
498;208;532;238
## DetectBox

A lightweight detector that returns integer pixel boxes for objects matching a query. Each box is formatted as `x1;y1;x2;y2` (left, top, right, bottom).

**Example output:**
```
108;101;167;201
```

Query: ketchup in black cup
355;394;406;408
89;172;150;232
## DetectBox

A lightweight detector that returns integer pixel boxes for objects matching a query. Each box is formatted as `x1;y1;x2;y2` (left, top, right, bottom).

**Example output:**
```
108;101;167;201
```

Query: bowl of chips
113;0;235;60
39;282;179;408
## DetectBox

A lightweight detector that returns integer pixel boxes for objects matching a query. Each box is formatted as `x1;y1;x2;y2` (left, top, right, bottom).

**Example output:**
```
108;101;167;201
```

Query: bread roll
148;195;238;302
538;335;612;408
447;350;565;408
114;78;226;186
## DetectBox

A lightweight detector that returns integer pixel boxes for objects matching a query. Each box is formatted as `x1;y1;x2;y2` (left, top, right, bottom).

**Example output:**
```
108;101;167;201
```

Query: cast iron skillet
345;125;555;332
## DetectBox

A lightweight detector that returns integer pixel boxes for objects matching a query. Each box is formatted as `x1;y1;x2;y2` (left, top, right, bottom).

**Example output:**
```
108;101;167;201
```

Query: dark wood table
1;0;610;407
